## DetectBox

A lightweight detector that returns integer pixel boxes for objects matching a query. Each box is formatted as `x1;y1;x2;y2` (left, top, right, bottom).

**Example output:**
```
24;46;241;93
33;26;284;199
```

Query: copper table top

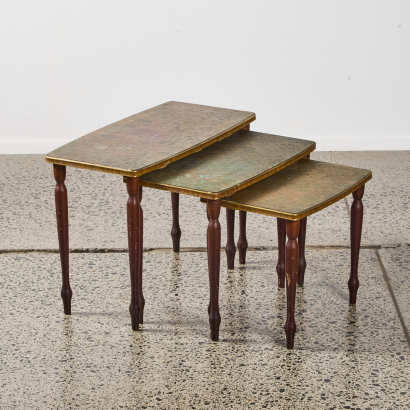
214;159;372;220
140;130;315;199
45;101;255;177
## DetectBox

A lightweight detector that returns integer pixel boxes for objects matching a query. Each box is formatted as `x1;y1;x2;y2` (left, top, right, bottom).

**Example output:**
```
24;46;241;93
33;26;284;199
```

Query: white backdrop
1;0;409;153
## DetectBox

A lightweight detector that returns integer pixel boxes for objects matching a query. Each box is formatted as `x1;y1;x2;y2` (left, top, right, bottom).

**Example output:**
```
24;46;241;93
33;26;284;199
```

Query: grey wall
1;0;409;153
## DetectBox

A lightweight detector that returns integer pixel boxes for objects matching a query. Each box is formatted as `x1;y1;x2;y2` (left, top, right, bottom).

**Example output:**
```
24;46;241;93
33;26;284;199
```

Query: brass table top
45;101;255;177
141;130;315;199
213;159;372;220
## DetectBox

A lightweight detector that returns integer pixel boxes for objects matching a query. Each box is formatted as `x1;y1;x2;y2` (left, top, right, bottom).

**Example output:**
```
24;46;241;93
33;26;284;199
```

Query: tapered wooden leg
349;185;364;304
298;217;307;286
237;210;248;264
171;192;182;252
225;208;236;269
276;218;286;288
207;199;221;341
127;177;141;331
284;219;300;349
53;165;72;315
207;206;211;315
138;186;145;324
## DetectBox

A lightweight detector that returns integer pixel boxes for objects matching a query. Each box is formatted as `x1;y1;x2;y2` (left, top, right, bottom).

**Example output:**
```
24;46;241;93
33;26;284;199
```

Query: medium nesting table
140;130;315;340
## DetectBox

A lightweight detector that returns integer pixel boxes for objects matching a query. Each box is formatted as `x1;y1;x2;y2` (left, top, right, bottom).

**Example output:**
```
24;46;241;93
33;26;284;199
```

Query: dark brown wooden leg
138;186;145;324
207;199;221;341
297;217;307;286
237;210;248;264
348;185;364;304
276;218;286;288
171;192;182;252
207;206;211;315
225;208;236;269
53;164;72;315
284;219;300;349
126;177;141;331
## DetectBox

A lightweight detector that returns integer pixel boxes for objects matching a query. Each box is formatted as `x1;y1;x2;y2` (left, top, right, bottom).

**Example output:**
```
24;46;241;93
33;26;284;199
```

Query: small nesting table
213;159;372;348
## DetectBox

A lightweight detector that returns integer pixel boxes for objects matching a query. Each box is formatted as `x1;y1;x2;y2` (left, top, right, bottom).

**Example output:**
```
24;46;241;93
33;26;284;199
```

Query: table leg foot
237;210;248;264
171;192;182;252
284;219;300;349
208;199;221;341
127;177;141;331
276;218;286;288
54;165;72;315
298;217;307;286
349;185;364;304
225;208;236;269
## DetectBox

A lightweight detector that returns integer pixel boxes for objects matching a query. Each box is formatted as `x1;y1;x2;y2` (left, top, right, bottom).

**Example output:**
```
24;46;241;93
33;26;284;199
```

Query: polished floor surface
0;151;409;409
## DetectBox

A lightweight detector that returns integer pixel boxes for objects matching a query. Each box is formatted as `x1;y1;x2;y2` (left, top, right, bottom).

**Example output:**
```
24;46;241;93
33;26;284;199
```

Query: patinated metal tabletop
215;159;372;220
141;130;315;198
45;101;255;176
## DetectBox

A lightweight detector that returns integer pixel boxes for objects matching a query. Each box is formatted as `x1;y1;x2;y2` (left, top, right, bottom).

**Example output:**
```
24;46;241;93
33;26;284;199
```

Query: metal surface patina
140;131;316;199
45;101;255;177
217;159;372;220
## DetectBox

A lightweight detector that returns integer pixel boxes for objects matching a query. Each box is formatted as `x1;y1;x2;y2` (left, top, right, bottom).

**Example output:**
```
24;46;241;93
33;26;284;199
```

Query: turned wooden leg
126;177;141;331
298;217;307;286
225;208;236;269
349;185;364;304
171;192;182;252
207;206;211;315
53;164;72;315
284;219;300;349
138;186;145;324
237;210;248;264
207;199;222;341
276;218;286;288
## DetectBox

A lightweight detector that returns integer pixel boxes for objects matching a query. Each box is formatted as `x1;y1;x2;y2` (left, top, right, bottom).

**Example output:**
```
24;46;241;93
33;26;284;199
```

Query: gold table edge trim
209;172;372;221
139;143;316;199
44;114;256;177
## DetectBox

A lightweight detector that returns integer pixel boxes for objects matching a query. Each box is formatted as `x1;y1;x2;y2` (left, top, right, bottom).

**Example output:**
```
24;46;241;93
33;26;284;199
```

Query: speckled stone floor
0;152;409;409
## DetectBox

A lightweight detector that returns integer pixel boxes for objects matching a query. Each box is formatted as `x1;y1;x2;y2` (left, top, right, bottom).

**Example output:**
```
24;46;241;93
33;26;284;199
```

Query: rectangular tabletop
140;130;316;199
214;159;372;220
45;101;255;177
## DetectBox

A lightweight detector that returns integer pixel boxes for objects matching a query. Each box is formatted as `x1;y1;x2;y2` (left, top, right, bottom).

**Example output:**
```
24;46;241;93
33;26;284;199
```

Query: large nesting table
45;101;256;329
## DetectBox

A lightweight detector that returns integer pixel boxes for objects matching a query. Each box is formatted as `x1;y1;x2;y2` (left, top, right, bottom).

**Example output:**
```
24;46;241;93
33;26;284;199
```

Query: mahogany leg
297;217;307;286
225;208;236;269
171;192;182;252
237;210;248;264
138;186;145;324
207;206;211;315
284;219;300;349
348;185;364;304
207;199;222;341
126;177;141;331
53;164;72;315
276;218;286;288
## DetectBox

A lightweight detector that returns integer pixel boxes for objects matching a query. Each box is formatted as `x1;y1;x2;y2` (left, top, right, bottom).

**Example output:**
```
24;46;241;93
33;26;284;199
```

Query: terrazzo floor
0;152;409;409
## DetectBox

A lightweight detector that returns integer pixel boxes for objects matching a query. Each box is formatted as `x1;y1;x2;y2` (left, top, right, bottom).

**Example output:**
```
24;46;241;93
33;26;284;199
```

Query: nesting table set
45;102;372;349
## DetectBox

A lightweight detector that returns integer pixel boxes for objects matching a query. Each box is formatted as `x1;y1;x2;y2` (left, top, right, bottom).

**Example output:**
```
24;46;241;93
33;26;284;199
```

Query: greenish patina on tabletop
45;101;255;176
216;159;372;220
141;131;315;199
